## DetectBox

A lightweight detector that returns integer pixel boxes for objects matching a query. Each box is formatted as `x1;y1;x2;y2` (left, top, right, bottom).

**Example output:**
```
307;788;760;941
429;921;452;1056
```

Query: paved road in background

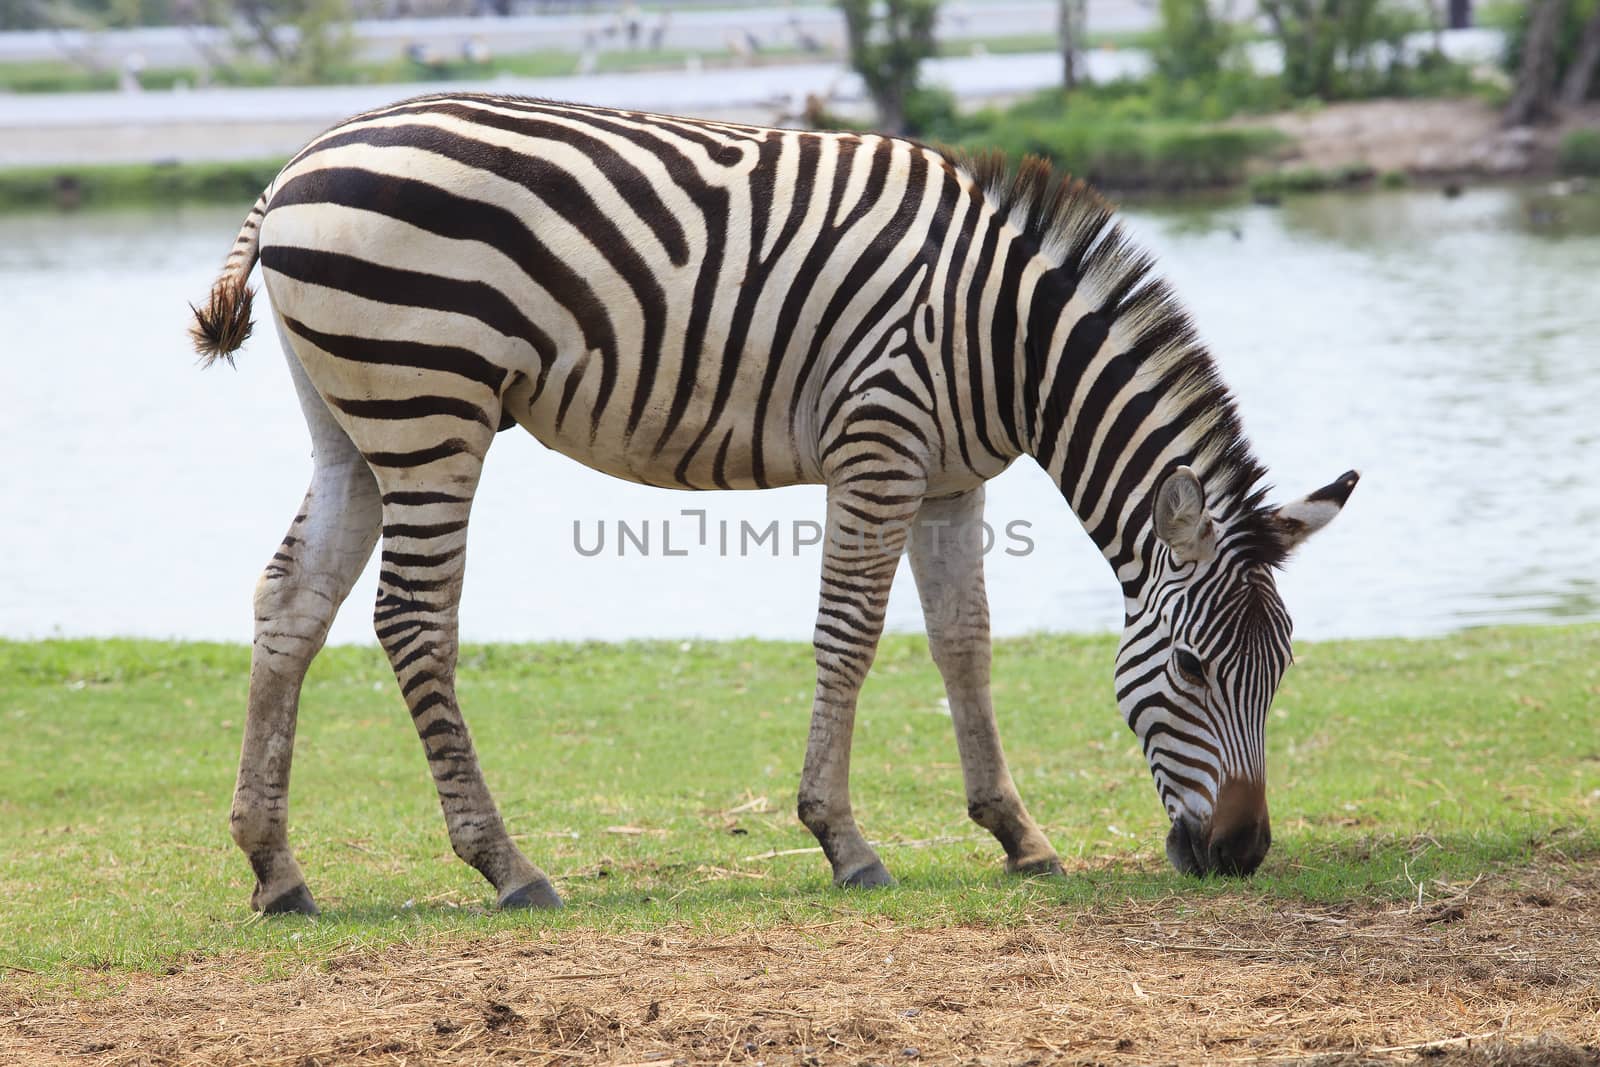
0;0;1150;67
0;48;1154;165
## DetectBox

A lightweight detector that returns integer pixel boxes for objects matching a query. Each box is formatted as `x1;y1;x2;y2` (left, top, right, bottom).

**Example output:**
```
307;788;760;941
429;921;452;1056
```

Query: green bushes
1247;162;1381;200
961;114;1283;191
1558;129;1600;175
1152;0;1234;84
939;85;1286;192
1153;0;1481;103
1000;76;1291;124
900;85;967;141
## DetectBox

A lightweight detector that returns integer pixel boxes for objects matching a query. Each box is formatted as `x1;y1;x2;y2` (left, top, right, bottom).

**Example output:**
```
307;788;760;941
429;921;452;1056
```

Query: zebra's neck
1011;246;1272;605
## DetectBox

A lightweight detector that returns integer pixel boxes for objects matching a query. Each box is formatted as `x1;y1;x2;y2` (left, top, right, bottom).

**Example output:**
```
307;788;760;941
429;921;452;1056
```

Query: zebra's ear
1153;466;1218;566
1270;470;1360;551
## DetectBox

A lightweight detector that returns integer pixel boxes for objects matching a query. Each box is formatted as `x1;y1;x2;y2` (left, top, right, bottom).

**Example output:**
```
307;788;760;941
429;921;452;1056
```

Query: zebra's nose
1208;816;1270;876
1207;776;1270;877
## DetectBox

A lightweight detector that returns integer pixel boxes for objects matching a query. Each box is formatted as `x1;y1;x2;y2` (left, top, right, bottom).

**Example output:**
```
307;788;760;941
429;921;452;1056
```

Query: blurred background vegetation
1;0;1596;201
826;0;1599;189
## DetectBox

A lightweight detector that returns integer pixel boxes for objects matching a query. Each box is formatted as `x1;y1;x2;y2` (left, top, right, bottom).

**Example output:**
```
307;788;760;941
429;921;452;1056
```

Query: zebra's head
1117;464;1358;878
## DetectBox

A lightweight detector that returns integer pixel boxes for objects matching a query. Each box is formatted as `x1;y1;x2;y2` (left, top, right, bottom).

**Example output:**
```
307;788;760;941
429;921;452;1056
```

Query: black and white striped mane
955;150;1289;570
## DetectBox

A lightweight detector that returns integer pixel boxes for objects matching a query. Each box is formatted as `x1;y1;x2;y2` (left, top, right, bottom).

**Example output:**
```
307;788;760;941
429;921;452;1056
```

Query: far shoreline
3;94;1595;215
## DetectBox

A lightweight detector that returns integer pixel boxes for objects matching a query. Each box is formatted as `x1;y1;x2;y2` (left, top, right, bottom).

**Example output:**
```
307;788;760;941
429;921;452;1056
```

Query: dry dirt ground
4;859;1599;1067
1257;98;1600;179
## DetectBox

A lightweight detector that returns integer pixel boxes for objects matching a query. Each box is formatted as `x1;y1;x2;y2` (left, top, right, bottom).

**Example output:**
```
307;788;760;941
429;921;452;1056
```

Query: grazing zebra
192;93;1356;914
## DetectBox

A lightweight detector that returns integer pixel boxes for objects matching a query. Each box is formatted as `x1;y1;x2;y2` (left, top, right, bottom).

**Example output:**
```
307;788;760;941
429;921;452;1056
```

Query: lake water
3;184;1598;647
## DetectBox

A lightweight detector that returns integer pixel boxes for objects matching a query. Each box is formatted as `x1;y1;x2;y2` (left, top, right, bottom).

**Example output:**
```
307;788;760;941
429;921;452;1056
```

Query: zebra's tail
190;188;269;368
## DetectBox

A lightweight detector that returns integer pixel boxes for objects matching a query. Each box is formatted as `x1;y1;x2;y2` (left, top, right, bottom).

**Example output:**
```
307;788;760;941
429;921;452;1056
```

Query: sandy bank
1254;97;1600;180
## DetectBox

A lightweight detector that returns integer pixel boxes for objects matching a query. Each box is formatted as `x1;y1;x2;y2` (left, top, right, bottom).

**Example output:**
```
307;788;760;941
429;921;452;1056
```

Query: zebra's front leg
908;487;1062;877
370;444;560;910
799;478;926;888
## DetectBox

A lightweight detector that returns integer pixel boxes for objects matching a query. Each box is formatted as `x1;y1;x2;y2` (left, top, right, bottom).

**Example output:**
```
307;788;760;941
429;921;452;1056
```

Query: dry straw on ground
4;857;1598;1066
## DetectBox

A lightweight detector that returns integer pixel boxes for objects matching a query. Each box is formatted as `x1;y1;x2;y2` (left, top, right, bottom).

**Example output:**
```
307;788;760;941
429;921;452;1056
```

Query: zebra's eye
1174;649;1205;684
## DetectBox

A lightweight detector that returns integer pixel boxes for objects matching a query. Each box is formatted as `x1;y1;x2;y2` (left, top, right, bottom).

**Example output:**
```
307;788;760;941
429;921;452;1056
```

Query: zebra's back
256;93;1003;493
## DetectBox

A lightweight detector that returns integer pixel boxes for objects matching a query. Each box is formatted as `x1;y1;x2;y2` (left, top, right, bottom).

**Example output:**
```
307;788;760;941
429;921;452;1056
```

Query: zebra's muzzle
1208;817;1271;877
1165;811;1271;878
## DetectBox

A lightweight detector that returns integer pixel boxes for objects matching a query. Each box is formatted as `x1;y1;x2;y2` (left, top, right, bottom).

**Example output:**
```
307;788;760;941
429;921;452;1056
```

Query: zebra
191;93;1356;914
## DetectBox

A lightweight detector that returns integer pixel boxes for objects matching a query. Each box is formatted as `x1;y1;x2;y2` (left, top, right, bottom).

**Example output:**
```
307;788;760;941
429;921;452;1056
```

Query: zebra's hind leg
798;478;926;889
232;337;382;915
367;440;560;910
907;488;1062;877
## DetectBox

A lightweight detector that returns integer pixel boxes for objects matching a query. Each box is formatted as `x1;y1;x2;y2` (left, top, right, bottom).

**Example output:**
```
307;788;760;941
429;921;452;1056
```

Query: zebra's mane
953;150;1289;570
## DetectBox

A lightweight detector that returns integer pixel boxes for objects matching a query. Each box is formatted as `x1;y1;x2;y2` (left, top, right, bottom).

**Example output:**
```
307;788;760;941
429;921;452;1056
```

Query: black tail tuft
190;279;255;369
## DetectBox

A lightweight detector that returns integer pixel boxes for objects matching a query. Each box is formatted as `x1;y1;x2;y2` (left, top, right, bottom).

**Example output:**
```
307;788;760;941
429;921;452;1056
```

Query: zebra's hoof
838;861;896;889
499;878;564;910
1007;855;1066;878
257;883;319;916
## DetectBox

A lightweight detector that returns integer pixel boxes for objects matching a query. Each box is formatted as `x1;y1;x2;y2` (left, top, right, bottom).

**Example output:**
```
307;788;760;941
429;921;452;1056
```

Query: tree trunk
837;0;936;135
1559;0;1600;107
1424;0;1444;55
1505;0;1569;125
877;85;907;135
1057;0;1085;90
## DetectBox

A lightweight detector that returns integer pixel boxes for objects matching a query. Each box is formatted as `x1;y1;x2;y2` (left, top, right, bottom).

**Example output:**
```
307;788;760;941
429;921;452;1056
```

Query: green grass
0;158;287;213
0;58;124;93
1558;129;1600;177
937;29;1166;56
1;625;1597;978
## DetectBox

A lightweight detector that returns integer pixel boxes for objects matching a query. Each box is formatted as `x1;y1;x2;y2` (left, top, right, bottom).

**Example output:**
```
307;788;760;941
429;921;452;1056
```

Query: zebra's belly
501;357;820;491
502;369;1004;497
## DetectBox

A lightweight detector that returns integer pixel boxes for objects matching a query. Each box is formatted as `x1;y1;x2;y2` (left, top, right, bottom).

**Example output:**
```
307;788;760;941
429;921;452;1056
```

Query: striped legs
231;343;381;915
798;478;925;888
908;488;1062;876
369;443;561;909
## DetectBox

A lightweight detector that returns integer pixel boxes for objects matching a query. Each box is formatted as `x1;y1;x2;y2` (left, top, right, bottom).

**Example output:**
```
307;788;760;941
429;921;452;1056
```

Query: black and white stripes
194;94;1355;912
